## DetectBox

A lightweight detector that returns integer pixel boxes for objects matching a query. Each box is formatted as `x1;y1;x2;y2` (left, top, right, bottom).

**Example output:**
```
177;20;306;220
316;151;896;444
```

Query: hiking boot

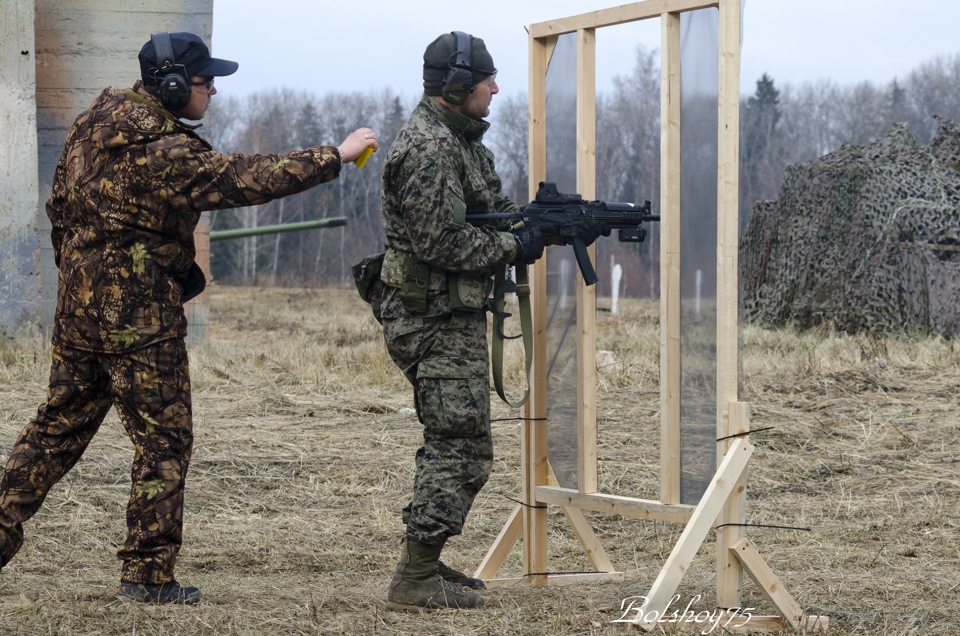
119;580;201;605
388;571;484;610
437;559;486;589
387;538;483;610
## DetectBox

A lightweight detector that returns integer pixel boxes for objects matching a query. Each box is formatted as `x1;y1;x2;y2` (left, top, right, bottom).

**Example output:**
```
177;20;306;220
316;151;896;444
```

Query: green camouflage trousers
0;339;192;584
380;287;494;546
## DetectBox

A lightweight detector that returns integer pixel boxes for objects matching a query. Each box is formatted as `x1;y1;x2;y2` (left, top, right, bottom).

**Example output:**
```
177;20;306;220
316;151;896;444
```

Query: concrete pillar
0;0;41;338
0;1;213;342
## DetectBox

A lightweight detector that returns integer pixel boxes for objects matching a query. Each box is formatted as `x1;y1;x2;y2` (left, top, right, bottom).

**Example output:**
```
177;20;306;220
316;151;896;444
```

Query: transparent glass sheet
543;23;662;491
678;8;720;504
544;33;579;489
540;8;741;499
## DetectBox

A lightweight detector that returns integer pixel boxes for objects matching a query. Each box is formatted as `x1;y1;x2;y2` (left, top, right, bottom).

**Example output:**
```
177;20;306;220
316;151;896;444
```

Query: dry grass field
0;285;957;635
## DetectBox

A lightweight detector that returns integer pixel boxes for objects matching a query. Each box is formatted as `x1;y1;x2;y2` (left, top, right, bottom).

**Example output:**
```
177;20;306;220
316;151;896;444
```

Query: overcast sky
210;0;958;102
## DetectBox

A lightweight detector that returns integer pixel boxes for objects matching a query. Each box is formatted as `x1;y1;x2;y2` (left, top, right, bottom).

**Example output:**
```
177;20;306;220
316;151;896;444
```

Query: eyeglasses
189;78;215;92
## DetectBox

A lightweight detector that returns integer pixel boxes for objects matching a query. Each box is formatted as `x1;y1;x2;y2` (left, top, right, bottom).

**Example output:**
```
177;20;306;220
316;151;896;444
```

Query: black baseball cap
139;32;239;86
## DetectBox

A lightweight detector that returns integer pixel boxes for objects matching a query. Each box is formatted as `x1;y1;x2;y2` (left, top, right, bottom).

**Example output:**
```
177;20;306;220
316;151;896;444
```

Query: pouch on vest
399;259;430;314
178;262;207;303
448;271;493;312
352;252;386;323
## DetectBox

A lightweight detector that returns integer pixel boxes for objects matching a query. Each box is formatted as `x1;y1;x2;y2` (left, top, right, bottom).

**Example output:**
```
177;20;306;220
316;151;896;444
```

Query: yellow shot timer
355;146;375;168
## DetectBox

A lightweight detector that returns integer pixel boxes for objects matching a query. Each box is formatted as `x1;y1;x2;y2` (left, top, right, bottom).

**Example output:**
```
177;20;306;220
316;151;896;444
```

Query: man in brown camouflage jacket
0;32;378;605
378;32;602;610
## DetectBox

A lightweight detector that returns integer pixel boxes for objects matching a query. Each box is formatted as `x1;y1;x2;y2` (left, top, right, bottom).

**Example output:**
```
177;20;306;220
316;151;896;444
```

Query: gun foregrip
571;238;598;286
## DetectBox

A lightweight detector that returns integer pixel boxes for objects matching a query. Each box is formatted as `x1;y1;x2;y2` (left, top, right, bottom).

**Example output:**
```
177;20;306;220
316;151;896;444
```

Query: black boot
119;580;201;605
387;538;484;610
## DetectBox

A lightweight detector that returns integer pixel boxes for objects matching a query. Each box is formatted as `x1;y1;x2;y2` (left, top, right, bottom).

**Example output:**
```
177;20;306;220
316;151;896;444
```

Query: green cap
423;32;497;97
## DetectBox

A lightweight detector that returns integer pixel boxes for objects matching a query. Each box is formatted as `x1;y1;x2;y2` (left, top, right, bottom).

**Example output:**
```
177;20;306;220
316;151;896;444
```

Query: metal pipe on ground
209;217;348;241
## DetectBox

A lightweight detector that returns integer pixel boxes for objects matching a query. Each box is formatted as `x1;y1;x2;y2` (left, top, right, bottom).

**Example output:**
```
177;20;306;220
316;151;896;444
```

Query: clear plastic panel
678;8;720;504
540;9;739;500
544;33;580;489
543;24;662;491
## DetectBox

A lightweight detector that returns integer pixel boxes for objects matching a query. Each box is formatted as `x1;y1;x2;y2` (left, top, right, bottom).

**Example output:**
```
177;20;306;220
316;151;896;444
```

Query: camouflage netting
741;118;960;336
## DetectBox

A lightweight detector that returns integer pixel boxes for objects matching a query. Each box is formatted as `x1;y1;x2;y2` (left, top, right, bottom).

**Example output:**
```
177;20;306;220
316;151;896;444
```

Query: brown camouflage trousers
0;339;192;584
380;287;494;546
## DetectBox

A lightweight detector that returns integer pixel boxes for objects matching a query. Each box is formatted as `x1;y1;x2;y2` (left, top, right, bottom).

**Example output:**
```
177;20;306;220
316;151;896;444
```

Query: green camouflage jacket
47;81;342;353
379;95;518;291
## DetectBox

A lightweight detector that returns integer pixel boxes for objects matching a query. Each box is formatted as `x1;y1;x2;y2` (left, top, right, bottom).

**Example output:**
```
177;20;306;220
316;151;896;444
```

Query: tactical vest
381;248;493;314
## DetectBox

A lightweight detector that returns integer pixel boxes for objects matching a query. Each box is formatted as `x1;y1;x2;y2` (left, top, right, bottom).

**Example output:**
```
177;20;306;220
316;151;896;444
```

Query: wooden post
716;0;745;610
523;31;550;585
576;27;599;494
659;9;683;506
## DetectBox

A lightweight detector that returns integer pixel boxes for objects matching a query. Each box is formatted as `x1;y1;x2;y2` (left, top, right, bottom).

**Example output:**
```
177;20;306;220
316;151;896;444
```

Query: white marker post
611;263;623;314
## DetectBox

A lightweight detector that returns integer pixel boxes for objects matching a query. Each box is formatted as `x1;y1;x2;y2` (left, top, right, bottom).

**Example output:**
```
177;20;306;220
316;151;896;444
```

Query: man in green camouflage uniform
0;32;378;604
378;32;602;610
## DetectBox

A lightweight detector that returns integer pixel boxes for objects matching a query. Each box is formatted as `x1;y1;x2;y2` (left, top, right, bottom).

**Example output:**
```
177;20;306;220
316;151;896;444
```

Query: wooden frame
475;1;827;631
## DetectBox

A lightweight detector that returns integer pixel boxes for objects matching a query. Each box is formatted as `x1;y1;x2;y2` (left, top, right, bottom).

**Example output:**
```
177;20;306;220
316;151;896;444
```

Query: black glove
178;262;207;303
512;226;545;265
537;220;566;246
571;216;611;247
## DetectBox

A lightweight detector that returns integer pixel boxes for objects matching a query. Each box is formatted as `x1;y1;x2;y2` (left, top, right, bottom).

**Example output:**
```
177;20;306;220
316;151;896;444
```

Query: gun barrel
592;208;659;226
209;217;348;241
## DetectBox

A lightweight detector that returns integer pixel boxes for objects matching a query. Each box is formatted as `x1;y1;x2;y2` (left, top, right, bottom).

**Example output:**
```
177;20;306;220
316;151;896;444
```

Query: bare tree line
205;89;407;287
205;47;960;292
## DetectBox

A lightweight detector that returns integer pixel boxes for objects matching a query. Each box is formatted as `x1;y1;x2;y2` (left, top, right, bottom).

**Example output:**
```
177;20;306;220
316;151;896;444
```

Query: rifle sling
491;263;532;409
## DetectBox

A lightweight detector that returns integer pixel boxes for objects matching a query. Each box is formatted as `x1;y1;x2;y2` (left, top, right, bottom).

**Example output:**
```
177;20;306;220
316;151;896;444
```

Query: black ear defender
150;32;191;111
441;31;474;105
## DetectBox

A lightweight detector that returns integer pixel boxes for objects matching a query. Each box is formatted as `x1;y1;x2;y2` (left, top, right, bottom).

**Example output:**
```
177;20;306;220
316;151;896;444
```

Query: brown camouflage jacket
379;95;519;288
47;81;342;353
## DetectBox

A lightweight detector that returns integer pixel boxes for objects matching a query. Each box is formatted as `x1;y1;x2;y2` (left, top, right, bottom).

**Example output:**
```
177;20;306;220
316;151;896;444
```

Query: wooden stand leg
629;439;754;629
474;504;523;581
729;537;803;630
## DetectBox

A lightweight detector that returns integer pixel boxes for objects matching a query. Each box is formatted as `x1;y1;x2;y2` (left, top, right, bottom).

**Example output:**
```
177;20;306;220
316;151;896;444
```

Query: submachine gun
465;182;659;407
466;181;659;285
